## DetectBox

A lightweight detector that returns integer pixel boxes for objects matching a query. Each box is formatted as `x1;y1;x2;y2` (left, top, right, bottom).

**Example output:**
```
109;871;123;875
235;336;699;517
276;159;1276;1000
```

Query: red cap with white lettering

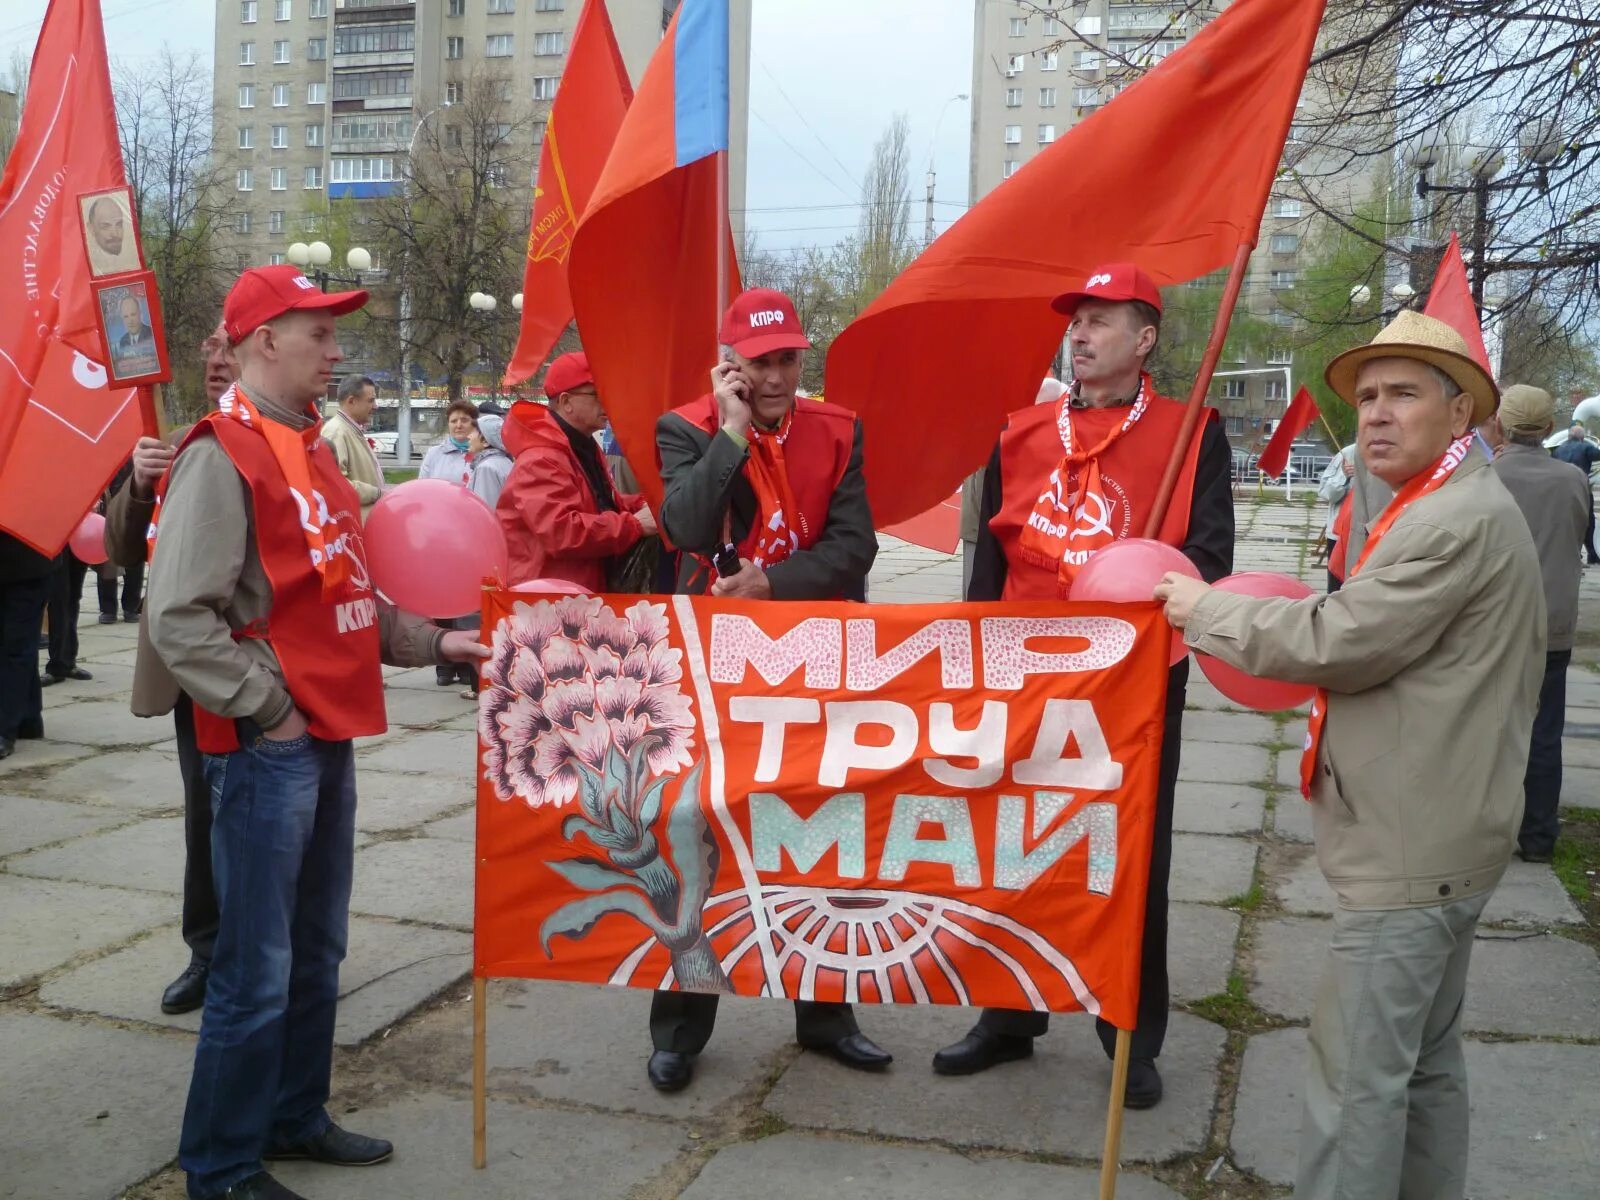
719;288;812;359
1050;262;1163;318
223;264;368;346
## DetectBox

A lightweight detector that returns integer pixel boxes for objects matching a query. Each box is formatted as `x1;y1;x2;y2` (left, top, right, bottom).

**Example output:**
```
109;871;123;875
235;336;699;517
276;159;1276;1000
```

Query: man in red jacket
495;351;657;589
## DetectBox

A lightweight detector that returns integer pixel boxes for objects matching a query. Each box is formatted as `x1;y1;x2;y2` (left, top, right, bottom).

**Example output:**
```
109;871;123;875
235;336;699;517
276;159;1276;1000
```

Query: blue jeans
180;729;357;1199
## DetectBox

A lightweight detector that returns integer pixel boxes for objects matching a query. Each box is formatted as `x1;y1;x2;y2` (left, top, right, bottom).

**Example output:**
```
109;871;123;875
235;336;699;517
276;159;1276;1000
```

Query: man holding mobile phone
647;287;885;1093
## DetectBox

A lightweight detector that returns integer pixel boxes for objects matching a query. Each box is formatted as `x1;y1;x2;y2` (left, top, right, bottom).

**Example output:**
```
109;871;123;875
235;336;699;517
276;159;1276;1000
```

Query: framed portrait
77;186;146;279
92;272;171;387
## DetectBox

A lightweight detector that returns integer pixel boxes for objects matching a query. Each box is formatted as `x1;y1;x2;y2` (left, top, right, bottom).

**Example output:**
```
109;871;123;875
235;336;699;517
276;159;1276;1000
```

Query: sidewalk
2;495;1596;1199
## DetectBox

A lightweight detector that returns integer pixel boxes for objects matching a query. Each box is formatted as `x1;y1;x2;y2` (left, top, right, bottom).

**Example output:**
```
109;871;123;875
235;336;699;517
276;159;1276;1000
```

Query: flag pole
1141;241;1254;538
714;0;732;325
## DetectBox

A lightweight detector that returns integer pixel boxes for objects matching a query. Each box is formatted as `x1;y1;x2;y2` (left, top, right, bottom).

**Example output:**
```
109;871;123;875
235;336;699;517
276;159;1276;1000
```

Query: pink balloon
364;479;509;618
1071;538;1200;666
1196;572;1317;711
510;578;588;595
69;513;108;565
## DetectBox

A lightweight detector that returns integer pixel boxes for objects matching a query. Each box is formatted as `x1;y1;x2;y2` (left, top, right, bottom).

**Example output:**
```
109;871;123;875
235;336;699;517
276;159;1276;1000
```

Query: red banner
474;591;1169;1029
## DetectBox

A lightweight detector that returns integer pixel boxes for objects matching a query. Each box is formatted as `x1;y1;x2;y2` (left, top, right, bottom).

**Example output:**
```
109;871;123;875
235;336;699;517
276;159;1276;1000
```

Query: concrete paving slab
1178;710;1280;746
0;793;134;857
1276;854;1582;926
30;698;172;746
1559;737;1600;769
1170;833;1257;904
1233;1028;1600;1197
1169;902;1240;1002
0;738;98;778
382;667;459;692
1173;782;1266;835
422;810;476;842
356;728;479;790
1271;793;1313;843
271;1093;687;1200
1174;740;1270;786
380;685;477;728
762;1008;1225;1163
1275;749;1303;791
0;1011;192;1200
6;816;183;895
37;662;136;705
1559;765;1600;809
1183;677;1238;712
680;1132;1184;1200
39;916;471;1045
0;875;173;990
354;769;470;833
19;747;183;809
71;644;140;668
350;836;472;928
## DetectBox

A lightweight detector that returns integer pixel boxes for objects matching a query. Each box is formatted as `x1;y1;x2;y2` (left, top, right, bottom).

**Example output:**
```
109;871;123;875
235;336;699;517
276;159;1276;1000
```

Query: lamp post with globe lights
285;240;371;293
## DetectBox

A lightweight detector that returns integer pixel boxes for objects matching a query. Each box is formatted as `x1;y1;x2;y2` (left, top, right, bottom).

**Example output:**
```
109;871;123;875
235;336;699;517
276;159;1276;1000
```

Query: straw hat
1325;310;1498;426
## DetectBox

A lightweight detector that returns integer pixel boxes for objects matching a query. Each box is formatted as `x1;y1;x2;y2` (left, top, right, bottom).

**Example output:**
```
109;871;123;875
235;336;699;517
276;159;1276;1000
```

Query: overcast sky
1;0;977;248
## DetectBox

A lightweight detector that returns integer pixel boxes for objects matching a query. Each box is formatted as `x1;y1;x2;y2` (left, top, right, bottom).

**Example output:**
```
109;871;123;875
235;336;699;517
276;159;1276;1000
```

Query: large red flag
1423;232;1492;376
1257;386;1319;479
825;0;1327;526
0;0;143;554
503;0;632;386
565;0;740;509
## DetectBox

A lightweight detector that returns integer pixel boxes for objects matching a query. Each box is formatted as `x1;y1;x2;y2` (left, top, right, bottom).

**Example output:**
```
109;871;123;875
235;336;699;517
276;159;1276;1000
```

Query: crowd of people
0;252;1589;1200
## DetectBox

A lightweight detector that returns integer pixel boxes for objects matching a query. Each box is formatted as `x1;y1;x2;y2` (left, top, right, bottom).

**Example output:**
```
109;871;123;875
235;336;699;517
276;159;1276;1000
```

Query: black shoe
801;1030;893;1070
0;736;14;760
98;612;117;624
455;663;477;686
1124;1057;1163;1109
932;1027;1034;1076
123;611;140;623
264;1121;393;1166
16;717;43;740
435;666;456;687
222;1171;307;1200
43;667;92;684
647;1049;694;1092
1517;846;1554;864
161;962;209;1014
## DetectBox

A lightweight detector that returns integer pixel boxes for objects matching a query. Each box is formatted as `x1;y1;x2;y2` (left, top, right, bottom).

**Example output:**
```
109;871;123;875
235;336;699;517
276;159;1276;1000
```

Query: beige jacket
321;407;384;515
1186;452;1544;910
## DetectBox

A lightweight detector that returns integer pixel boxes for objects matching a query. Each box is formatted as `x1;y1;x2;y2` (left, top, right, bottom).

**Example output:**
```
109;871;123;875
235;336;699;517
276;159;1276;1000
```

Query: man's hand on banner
440;631;492;662
131;437;176;499
710;557;772;600
1153;571;1210;628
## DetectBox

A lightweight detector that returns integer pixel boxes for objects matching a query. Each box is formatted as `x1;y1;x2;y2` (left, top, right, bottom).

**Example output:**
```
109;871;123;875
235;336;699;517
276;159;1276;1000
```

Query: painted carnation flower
480;597;695;807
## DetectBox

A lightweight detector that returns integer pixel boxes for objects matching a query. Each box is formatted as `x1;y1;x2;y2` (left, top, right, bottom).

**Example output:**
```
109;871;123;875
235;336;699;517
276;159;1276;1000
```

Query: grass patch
1187;971;1274;1034
1222;879;1266;913
383;467;419;485
1552;814;1600;912
744;1110;789;1140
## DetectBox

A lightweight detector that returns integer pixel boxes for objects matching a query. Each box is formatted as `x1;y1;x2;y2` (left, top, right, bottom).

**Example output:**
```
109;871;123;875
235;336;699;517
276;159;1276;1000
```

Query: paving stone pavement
2;500;1596;1200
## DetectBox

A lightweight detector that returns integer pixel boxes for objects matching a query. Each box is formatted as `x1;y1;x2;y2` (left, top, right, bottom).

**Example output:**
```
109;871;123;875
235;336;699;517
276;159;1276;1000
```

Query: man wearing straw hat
1155;310;1544;1199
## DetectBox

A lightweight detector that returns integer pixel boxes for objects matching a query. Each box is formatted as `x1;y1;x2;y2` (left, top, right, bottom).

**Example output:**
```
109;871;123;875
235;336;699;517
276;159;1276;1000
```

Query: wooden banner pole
1097;1026;1133;1200
472;975;487;1169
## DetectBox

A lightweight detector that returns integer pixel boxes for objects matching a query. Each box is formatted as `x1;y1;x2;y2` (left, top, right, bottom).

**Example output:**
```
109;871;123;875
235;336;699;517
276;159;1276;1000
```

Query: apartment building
213;0;751;271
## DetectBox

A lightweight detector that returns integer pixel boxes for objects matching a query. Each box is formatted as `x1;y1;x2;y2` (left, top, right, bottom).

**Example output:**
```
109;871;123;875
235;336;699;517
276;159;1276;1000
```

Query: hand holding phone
711;358;753;438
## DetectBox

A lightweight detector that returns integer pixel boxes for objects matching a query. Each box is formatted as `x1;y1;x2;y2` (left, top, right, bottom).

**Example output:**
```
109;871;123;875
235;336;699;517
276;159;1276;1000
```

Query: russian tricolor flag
567;0;741;509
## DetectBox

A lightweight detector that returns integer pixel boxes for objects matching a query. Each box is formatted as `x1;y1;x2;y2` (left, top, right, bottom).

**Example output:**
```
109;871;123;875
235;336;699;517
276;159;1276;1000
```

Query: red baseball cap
543;351;594;398
223;265;368;345
1051;263;1163;318
719;288;811;359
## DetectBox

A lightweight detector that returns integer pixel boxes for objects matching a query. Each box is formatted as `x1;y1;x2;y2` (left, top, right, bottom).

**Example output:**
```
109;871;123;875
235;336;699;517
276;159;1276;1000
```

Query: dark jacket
1493;442;1590;651
0;532;56;583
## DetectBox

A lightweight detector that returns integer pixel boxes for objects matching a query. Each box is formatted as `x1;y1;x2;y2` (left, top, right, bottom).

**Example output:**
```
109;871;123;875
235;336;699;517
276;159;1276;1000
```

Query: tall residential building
968;0;1381;453
213;0;751;272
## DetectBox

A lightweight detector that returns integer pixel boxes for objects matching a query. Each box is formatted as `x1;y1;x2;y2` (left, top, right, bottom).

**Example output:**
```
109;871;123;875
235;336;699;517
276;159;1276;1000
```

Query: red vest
991;395;1213;600
669;394;856;558
182;415;388;753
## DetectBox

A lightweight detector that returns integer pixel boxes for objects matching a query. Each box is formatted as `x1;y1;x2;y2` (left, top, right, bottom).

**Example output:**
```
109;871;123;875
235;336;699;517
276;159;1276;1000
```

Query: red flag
1257;386;1319;480
0;0;143;554
825;0;1327;526
565;0;740;510
1423;232;1492;375
503;0;633;387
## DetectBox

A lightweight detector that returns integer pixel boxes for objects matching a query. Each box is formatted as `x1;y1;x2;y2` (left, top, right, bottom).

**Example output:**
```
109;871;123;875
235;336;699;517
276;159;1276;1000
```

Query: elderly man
1493;384;1590;863
320;374;384;517
1552;423;1600;565
647;286;887;1093
1156;311;1543;1200
932;263;1234;1110
146;265;486;1200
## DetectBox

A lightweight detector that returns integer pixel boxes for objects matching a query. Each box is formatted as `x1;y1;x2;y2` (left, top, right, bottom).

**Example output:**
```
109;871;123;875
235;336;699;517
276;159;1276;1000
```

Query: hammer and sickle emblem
1071;491;1113;538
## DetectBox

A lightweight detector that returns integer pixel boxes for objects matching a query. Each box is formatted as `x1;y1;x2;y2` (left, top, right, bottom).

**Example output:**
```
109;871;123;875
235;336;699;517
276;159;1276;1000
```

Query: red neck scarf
1299;434;1474;799
743;407;803;569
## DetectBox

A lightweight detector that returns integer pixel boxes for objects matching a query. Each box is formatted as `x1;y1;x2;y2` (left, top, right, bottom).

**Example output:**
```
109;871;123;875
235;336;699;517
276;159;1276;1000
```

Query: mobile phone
712;543;740;578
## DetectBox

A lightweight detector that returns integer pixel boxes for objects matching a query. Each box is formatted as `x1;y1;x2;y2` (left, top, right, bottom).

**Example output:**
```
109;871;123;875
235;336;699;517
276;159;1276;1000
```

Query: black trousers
649;990;859;1054
0;575;51;739
1520;649;1570;857
97;561;144;617
1586;509;1599;564
974;659;1188;1062
174;696;219;964
44;552;88;677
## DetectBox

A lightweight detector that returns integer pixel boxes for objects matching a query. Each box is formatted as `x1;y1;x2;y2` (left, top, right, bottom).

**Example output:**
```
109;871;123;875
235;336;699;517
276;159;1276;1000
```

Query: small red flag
503;0;633;387
1423;232;1492;376
1258;386;1319;480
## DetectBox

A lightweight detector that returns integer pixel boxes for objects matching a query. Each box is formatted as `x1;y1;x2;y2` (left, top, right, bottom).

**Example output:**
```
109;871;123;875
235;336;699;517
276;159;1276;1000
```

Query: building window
448;0;465;12
272;83;290;106
270;166;287;190
1075;86;1099;106
1220;379;1246;400
268;209;286;234
534;31;564;55
238;125;254;148
239;84;256;108
305;124;323;147
486;34;514;56
307;82;325;104
1002;160;1019;179
1006;54;1024;75
532;75;560;100
273;39;290;63
488;0;515;11
309;0;327;15
1264;379;1288;401
240;0;257;22
1076;16;1102;36
240;41;256;65
1270;269;1297;290
446;36;463;58
307;37;325;59
334;23;415;54
1225;415;1246;436
445;81;462;104
237;167;254;191
1039;86;1057;107
445;124;462;148
1074;50;1099;70
274;0;290;20
1271;233;1300;254
1037;124;1055;144
1267;347;1293;365
333;71;412;99
1004;88;1022;107
1270;310;1294;328
331;156;395;182
1042;16;1059;34
269;252;287;265
1003;125;1021;145
1040;51;1058;71
270;124;287;147
236;211;253;234
535;0;564;9
1273;198;1302;218
304;165;323;189
532;119;546;143
1008;17;1026;36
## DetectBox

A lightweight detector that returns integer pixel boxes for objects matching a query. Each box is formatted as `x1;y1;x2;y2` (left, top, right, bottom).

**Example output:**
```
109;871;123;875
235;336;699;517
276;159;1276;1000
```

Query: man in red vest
931;263;1235;1109
645;287;887;1092
145;266;487;1200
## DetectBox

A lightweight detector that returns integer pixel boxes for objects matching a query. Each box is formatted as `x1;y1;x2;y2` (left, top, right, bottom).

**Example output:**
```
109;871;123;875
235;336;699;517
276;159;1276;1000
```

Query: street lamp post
286;240;370;292
924;92;968;246
395;101;454;466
